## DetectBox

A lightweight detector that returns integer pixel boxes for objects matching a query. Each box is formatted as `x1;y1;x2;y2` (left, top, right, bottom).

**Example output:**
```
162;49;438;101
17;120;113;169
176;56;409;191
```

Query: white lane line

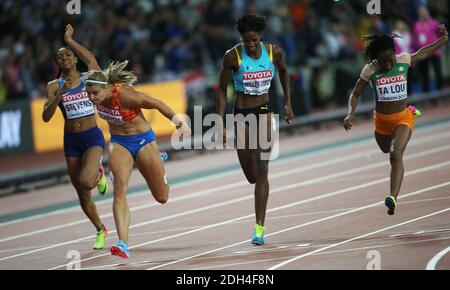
268;196;450;222
192;236;450;270
2;144;446;267
390;234;403;238
2;121;450;230
5;135;447;245
175;230;450;266
0;130;374;228
145;180;450;270
426;246;450;270
47;154;450;270
268;208;450;269
0;136;381;238
80;260;159;270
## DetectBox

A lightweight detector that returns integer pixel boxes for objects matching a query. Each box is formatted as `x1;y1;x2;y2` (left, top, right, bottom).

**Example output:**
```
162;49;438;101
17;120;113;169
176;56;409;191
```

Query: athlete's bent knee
79;172;98;190
76;191;91;206
381;147;390;154
153;184;169;204
390;149;403;164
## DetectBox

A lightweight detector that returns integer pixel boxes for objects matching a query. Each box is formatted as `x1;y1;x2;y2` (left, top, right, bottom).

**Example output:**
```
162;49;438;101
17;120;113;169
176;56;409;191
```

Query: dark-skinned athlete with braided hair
343;24;448;215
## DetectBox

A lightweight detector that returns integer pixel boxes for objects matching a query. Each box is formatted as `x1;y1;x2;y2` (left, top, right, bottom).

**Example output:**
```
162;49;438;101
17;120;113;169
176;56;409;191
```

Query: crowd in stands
0;0;448;110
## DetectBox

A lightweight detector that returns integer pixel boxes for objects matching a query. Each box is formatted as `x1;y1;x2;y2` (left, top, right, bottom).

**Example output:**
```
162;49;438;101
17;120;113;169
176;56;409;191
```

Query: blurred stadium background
1;0;450;194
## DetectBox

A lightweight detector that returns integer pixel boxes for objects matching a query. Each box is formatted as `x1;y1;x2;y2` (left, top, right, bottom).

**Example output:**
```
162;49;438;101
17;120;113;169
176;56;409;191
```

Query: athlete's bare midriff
235;92;270;109
108;112;151;136
375;99;408;115
64;115;97;133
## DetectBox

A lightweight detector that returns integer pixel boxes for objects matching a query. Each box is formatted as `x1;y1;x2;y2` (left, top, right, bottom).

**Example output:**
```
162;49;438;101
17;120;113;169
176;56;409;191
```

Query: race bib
242;70;273;95
375;73;408;102
61;91;95;119
97;105;124;124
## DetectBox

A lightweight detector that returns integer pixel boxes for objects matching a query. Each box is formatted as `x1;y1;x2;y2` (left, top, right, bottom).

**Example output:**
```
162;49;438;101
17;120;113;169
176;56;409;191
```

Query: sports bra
57;72;95;120
96;84;141;124
232;42;276;96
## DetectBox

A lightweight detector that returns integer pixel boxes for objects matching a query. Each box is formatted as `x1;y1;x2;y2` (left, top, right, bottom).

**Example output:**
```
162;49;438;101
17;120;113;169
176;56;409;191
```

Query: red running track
0;104;449;270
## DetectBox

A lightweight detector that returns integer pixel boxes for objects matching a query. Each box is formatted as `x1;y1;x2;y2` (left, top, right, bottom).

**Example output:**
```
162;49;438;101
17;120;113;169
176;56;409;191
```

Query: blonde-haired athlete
83;61;191;258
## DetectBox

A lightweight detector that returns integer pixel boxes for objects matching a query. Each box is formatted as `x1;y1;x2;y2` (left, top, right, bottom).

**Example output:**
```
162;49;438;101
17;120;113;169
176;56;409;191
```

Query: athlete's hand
58;78;73;96
64;24;74;44
343;113;355;131
284;104;294;124
440;24;448;42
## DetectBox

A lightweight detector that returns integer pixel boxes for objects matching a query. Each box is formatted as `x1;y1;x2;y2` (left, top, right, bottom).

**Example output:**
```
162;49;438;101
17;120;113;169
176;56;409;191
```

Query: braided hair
363;34;399;62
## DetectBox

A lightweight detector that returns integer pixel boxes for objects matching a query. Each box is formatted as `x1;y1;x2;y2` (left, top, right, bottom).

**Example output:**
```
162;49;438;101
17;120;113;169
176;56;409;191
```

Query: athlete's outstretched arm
64;24;100;71
343;78;369;131
411;24;448;64
274;45;294;124
120;86;190;134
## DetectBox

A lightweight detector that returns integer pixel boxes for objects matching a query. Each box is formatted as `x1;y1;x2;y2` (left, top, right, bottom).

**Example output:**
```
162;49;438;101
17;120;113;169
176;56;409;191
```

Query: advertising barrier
0;100;34;157
31;80;187;154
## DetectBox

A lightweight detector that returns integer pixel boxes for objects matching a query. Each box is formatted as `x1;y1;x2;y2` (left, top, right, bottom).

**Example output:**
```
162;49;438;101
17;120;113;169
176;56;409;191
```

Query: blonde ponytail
104;60;138;85
82;60;138;86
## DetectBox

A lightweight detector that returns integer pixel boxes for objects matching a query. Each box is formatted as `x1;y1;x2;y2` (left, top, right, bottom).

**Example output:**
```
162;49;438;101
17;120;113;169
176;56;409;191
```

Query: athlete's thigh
65;156;82;188
235;121;257;182
80;146;104;180
257;112;273;153
109;142;135;189
135;141;168;192
391;125;412;152
375;132;392;153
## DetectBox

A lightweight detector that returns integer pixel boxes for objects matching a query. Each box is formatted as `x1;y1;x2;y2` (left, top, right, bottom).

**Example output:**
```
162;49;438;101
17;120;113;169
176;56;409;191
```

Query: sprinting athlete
217;14;294;245
43;24;109;249
83;61;191;258
343;24;448;215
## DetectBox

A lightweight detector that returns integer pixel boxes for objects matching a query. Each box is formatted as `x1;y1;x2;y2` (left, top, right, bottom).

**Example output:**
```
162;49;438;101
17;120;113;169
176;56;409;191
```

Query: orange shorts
374;109;414;136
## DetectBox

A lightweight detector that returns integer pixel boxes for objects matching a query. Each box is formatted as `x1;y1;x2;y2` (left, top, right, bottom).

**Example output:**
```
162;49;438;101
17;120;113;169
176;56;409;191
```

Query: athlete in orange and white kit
343;25;448;215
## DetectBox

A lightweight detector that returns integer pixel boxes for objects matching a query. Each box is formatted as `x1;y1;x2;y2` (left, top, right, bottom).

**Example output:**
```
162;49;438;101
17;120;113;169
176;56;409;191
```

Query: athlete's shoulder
118;84;134;93
396;52;412;65
117;84;138;100
360;62;377;81
47;78;59;86
266;42;280;51
270;43;284;60
225;44;241;58
255;42;279;63
46;79;60;91
223;44;241;67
